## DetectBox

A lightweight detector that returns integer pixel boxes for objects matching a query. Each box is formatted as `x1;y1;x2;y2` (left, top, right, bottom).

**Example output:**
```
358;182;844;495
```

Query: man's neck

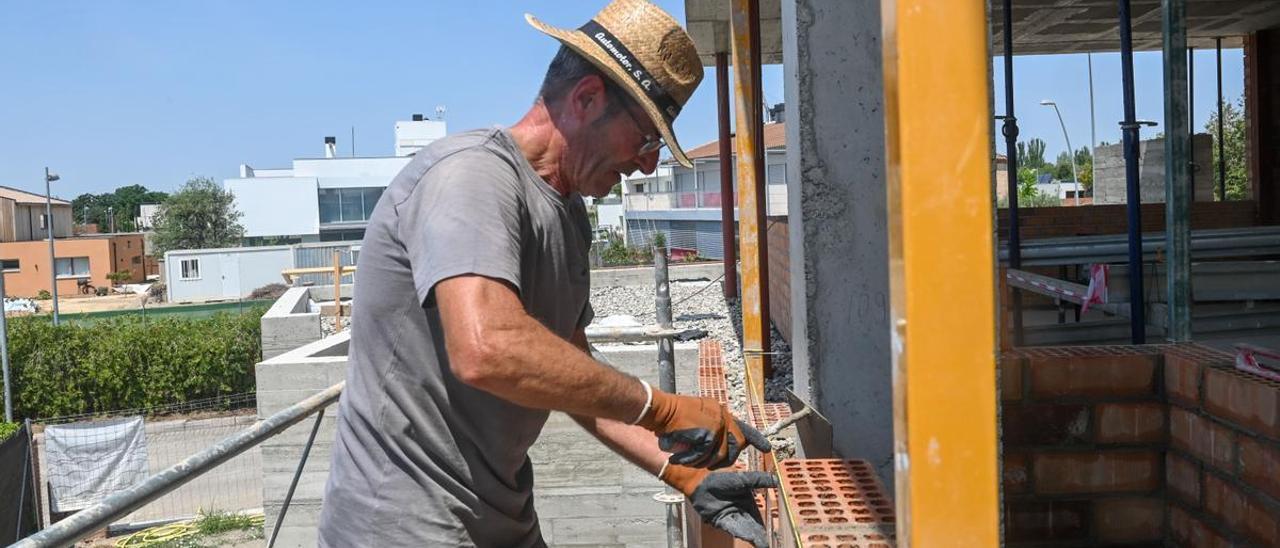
509;103;572;196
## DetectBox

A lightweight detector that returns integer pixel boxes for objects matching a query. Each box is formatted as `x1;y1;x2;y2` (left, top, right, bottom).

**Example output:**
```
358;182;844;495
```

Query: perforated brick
776;459;895;547
749;402;792;432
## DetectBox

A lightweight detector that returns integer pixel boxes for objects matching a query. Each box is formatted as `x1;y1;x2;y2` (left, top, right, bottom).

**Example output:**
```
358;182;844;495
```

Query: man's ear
567;75;610;125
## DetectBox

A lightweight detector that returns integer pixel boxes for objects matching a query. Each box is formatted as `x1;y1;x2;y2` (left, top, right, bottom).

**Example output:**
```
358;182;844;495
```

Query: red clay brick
1003;500;1090;543
1027;355;1158;398
1169;407;1237;472
1094;402;1166;444
1204;366;1280;441
1164;352;1204;406
1240;436;1280;503
1169;505;1232;548
777;459;895;539
1001;404;1089;446
1032;451;1161;495
1092;497;1163;543
1203;473;1280;545
1000;355;1024;401
1003;453;1029;494
1167;453;1202;507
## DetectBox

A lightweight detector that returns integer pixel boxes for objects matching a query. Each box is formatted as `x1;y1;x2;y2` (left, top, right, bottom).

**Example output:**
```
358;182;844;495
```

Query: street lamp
1040;99;1081;206
45;168;61;326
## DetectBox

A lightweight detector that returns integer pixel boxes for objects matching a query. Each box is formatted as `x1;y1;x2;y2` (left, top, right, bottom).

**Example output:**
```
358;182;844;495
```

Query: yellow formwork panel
881;0;1001;546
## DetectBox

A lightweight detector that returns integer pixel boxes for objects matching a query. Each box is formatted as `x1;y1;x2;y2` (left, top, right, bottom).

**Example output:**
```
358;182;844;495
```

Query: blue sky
0;1;1244;197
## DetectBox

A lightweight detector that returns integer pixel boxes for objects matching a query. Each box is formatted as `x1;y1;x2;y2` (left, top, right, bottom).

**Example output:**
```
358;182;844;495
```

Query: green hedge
8;309;265;420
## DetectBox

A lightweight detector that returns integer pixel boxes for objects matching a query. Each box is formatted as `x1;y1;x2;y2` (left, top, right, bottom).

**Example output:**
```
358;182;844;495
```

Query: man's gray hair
539;45;627;116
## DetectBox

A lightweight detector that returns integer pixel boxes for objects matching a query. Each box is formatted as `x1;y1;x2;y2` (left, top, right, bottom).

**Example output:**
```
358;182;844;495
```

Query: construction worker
318;1;776;546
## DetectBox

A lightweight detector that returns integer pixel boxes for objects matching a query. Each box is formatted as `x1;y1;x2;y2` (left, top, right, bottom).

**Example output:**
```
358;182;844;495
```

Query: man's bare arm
567;328;666;475
436;274;646;423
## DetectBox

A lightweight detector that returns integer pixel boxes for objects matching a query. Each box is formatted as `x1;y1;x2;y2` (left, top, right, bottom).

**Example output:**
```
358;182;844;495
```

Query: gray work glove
661;465;779;548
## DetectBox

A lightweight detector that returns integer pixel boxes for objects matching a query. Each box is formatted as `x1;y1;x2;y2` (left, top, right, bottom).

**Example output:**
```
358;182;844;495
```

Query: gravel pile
588;278;794;414
321;316;352;337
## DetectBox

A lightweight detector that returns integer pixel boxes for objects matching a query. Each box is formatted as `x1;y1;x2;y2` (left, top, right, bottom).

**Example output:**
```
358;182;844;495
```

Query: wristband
630;379;654;426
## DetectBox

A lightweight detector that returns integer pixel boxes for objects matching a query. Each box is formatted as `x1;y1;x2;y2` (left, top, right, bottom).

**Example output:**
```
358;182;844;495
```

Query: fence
30;392;261;534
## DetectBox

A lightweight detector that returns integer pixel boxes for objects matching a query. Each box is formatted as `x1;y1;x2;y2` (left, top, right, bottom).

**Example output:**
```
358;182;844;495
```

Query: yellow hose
114;513;264;547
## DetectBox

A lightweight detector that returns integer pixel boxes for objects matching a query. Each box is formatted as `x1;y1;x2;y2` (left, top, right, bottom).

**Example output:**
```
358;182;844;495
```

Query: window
179;258;200;280
131;256;142;265
0;259;18;272
675;172;696;192
634;183;645;193
767;163;787;185
54;257;90;278
319;188;341;223
319;187;384;224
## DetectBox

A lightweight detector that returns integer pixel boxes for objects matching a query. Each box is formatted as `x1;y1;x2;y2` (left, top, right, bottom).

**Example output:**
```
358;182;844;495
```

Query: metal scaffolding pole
1118;0;1148;344
1163;0;1192;342
730;0;770;395
1189;46;1195;194
715;51;738;299
999;0;1024;346
1217;37;1227;201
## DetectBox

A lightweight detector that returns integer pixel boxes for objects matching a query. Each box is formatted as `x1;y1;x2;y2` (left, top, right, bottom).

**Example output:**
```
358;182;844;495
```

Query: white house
622;121;789;259
225;115;446;244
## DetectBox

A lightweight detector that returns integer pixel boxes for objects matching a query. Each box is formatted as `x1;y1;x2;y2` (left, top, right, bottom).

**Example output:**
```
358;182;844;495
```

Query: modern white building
622;121;789;259
225;116;446;244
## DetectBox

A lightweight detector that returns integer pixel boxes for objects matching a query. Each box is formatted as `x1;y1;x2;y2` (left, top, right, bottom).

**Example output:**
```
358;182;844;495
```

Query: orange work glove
661;463;777;548
636;389;771;469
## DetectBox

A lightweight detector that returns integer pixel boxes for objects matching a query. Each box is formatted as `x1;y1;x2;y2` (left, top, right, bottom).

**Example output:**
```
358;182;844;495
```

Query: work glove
637;391;772;469
661;464;778;548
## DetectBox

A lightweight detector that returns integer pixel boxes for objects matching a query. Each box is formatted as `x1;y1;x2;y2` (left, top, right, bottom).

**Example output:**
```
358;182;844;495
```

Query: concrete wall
224;177;320;238
260;287;323;360
1094;134;1217;204
256;333;698;547
590;262;725;288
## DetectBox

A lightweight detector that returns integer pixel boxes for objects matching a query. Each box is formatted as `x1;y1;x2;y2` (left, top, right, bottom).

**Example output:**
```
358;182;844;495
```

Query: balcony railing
625;191;723;211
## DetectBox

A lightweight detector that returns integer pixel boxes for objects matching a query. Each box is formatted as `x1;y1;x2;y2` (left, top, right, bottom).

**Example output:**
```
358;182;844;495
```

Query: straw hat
526;0;703;168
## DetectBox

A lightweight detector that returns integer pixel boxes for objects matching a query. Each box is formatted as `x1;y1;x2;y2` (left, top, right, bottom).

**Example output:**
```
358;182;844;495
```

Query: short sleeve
396;150;525;306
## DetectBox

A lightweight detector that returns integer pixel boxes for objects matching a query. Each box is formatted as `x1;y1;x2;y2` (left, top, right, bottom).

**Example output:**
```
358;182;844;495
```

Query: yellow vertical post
730;0;769;401
881;0;1000;545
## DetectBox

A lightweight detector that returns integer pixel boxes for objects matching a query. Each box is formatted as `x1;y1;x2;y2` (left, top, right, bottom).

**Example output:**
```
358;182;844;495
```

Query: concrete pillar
1245;29;1280;223
782;0;894;484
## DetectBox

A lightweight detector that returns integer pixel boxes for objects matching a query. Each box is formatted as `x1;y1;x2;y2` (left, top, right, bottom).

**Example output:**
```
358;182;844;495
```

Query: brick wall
1000;343;1280;546
1164;344;1280;546
1000;346;1168;545
995;201;1260;240
766;217;791;344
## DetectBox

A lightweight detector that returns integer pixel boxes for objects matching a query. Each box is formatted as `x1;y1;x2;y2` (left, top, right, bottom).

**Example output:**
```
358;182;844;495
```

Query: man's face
561;81;662;198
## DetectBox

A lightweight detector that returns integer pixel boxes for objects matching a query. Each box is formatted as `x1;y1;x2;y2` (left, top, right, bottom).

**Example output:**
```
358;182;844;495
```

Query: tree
72;185;168;232
151;177;244;256
1053;151;1075;181
1206;96;1249;201
1074;147;1094;192
1017;138;1048;170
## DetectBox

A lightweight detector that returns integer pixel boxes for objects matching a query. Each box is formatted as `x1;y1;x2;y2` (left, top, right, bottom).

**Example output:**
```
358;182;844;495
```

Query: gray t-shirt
319;128;594;547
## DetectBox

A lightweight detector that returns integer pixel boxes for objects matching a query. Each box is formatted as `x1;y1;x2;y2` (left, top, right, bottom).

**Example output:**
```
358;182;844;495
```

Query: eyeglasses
608;86;666;156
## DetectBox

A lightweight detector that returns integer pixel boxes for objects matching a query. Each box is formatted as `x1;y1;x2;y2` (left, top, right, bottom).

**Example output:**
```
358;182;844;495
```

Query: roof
0;185;70;206
680;122;788;162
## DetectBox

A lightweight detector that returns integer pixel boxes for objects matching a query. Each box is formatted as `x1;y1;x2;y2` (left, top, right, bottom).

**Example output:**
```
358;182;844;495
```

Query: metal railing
626;190;724;211
14;384;344;548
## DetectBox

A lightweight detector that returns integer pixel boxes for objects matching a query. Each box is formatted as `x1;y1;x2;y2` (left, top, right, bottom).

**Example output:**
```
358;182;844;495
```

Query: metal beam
715;51;738;300
729;0;769;396
881;0;1000;543
1164;0;1193;342
1119;0;1149;344
1000;0;1025;347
